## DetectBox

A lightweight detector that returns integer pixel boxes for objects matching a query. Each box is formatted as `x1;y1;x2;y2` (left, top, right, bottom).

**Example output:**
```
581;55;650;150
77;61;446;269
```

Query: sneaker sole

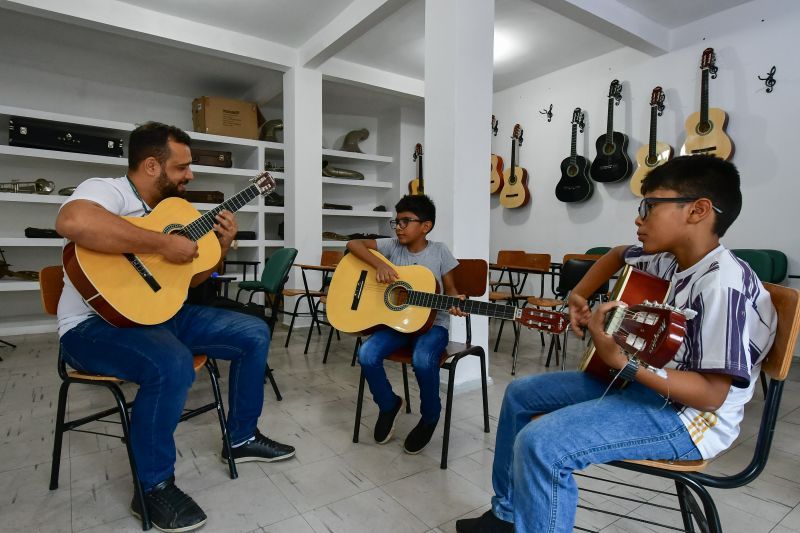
131;508;207;533
220;450;296;464
403;442;430;455
375;397;404;445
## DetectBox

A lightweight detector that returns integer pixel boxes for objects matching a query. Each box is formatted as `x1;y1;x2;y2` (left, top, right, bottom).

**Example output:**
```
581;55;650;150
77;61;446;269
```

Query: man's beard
155;167;184;199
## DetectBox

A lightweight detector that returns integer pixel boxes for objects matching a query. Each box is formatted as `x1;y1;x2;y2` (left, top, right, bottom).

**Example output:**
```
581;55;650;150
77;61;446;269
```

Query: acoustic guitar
490;115;504;194
499;124;531;208
408;143;424;195
325;250;567;335
578;265;694;384
63;172;277;327
555;108;593;203
590;79;632;183
630;86;673;197
680;47;733;160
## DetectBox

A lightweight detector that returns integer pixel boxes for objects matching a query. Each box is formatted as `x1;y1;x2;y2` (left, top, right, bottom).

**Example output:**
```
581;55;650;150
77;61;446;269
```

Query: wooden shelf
322;148;393;164
322;177;393;189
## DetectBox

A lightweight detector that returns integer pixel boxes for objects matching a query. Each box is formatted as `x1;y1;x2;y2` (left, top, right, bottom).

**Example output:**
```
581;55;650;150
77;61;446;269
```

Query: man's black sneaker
455;510;514;533
374;394;404;444
221;429;295;463
403;418;437;454
130;476;207;533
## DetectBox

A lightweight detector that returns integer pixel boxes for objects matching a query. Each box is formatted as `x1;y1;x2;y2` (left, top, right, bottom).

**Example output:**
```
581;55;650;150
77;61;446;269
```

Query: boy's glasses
389;218;424;230
638;197;723;220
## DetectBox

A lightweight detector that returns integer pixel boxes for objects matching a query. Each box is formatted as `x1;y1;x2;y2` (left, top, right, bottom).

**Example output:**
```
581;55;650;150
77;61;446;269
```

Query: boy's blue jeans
491;371;702;532
59;304;270;491
358;325;449;424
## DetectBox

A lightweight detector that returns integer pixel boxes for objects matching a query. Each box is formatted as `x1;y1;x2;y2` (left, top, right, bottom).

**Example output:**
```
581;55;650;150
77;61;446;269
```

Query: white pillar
425;0;494;389
284;68;323;309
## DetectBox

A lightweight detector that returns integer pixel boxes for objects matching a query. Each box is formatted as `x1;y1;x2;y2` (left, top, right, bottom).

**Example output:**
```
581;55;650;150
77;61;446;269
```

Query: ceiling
120;0;355;47
615;0;752;29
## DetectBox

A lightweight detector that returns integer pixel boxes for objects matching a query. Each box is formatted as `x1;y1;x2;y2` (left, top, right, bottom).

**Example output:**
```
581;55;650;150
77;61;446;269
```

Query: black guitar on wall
590;79;632;183
555;108;593;203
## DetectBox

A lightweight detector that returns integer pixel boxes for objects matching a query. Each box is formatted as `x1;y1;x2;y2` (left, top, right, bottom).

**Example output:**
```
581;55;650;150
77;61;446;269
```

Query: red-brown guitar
578;265;693;383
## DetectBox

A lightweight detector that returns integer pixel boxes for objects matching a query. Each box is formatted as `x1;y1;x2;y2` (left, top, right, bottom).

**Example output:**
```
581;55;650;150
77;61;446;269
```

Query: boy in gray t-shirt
347;194;463;454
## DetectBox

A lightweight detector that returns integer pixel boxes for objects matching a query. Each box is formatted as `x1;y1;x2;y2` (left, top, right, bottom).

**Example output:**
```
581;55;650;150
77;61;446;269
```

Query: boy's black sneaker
403;418;437;454
221;429;295;463
374;395;404;444
455;510;514;533
130;476;207;533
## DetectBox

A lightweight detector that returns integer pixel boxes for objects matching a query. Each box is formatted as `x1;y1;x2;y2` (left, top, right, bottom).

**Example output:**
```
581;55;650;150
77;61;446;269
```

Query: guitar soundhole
696;120;712;135
163;223;185;235
384;281;412;311
567;165;578;177
646;155;658;167
603;143;616;155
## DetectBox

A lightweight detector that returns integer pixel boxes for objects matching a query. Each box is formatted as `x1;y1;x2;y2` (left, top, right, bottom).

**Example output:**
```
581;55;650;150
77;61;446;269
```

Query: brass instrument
260;119;283;142
340;128;369;153
0;178;55;194
322;160;364;180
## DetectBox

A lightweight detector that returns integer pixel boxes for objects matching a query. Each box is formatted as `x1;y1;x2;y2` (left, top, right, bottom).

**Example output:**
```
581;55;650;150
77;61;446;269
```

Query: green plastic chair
732;249;774;282
762;250;788;283
236;247;298;307
585;246;611;255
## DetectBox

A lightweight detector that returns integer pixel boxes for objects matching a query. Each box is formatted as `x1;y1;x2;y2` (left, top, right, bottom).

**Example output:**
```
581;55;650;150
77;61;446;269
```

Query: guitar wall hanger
492;115;499;136
758;66;777;93
539;104;553;123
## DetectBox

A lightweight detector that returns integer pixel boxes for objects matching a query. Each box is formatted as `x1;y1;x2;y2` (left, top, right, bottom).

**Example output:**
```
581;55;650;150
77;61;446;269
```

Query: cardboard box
192;96;259;139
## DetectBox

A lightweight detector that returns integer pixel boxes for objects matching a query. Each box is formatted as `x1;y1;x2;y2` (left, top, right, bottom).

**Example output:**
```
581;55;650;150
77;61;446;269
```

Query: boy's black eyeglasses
389;218;425;230
638;197;723;220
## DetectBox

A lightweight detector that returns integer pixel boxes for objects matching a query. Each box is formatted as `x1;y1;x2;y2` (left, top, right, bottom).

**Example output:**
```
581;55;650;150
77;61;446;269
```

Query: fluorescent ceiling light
494;29;516;64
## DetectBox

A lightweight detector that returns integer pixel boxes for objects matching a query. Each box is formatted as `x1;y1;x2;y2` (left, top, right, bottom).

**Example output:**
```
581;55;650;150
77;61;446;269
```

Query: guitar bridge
351;270;367;311
123;253;161;293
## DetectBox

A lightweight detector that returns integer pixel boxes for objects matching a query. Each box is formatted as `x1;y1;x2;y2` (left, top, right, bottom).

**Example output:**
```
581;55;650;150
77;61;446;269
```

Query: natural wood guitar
680;48;733;160
325;250;567;335
630;86;673;197
63;172;276;327
499;124;531;208
578;265;693;384
490;115;504;194
408;143;424;195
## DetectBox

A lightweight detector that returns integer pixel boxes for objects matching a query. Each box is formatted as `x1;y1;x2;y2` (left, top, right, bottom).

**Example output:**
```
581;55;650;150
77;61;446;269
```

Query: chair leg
322;326;335;364
265;367;282;401
560;331;568;371
303;317;314;354
479;351;490;433
760;370;768;398
494;319;505;352
284;297;304;347
353;369;366;443
440;364;458;469
205;361;238;480
49;380;70;490
687;481;721;533
401;364;412;413
675;481;698;533
544;335;556;367
539;331;545;347
351;337;361;367
510;322;521;376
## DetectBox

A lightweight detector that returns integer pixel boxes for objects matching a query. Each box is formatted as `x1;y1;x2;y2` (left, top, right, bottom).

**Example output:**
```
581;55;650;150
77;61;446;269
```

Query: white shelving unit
321;148;393;164
0;104;285;336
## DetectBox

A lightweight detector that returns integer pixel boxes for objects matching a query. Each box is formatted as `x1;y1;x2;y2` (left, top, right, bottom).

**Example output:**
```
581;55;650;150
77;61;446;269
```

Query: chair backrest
563;253;603;264
39;265;64;315
452;259;488;297
522;253;551;272
321;250;344;267
732;249;774;283
557;259;607;297
761;283;800;381
259;248;298;293
496;250;526;267
762;249;788;283
585;246;611;255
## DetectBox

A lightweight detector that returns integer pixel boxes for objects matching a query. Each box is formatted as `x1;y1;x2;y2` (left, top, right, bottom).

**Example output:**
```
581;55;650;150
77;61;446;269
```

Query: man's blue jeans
59;305;270;491
491;371;702;532
358;325;449;424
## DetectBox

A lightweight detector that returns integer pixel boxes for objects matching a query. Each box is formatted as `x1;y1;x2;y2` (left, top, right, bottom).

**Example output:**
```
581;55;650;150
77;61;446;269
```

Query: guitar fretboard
700;68;710;128
406;290;518;320
605;97;614;143
182;184;261;242
648;105;658;160
569;123;578;166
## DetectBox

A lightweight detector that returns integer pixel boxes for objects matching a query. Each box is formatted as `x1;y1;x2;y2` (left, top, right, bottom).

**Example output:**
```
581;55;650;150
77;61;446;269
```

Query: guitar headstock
516;307;568;334
701;47;718;79
571;108;586;133
609;79;623;106
512;123;524;146
650;86;666;116
605;302;690;367
413;143;423;161
251;171;277;196
491;115;499;136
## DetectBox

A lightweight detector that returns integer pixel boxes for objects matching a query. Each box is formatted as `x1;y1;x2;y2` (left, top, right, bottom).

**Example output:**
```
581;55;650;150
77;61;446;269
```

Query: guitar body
326;250;436;334
680;108;733;160
408;178;424;196
63;197;222;327
590;132;632;183
630;142;673;196
499;167;530;208
579;266;673;382
555;156;593;203
490;154;504;194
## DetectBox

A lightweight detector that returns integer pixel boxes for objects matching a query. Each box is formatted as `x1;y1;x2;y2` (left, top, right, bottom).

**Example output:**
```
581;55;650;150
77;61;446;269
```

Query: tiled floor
2;323;800;532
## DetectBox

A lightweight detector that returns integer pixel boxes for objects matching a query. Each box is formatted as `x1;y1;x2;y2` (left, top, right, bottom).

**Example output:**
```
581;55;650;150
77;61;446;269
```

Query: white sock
232;436;256;448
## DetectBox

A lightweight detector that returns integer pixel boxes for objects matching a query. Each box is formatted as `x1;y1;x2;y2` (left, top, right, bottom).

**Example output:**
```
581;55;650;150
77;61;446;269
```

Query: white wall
490;0;800;288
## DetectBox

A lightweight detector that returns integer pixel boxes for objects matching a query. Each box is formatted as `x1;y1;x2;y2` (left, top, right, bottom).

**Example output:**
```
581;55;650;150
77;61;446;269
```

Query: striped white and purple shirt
624;245;777;458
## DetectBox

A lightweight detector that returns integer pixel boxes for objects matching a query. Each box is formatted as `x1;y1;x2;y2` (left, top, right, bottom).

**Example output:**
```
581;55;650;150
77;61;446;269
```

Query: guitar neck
182;184;260;242
509;139;517;183
700;68;710;127
418;155;424;191
407;290;519;320
648;105;658;159
570;123;578;164
606;97;614;141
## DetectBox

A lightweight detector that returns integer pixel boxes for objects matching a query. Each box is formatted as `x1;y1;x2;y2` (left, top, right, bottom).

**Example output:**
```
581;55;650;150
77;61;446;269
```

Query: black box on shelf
9;116;124;157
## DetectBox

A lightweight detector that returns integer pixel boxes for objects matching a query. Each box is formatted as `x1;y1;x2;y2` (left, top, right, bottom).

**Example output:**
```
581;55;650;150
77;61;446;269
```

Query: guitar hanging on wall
499;124;531;208
630;86;673;197
590;79;632;183
408;143;424;195
490;115;504;194
680;47;733;160
555;108;593;203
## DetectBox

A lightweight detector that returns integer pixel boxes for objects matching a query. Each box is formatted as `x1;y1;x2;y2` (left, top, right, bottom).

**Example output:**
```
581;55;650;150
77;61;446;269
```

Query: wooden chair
352;259;491;469
41;266;238;532
576;282;800;533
